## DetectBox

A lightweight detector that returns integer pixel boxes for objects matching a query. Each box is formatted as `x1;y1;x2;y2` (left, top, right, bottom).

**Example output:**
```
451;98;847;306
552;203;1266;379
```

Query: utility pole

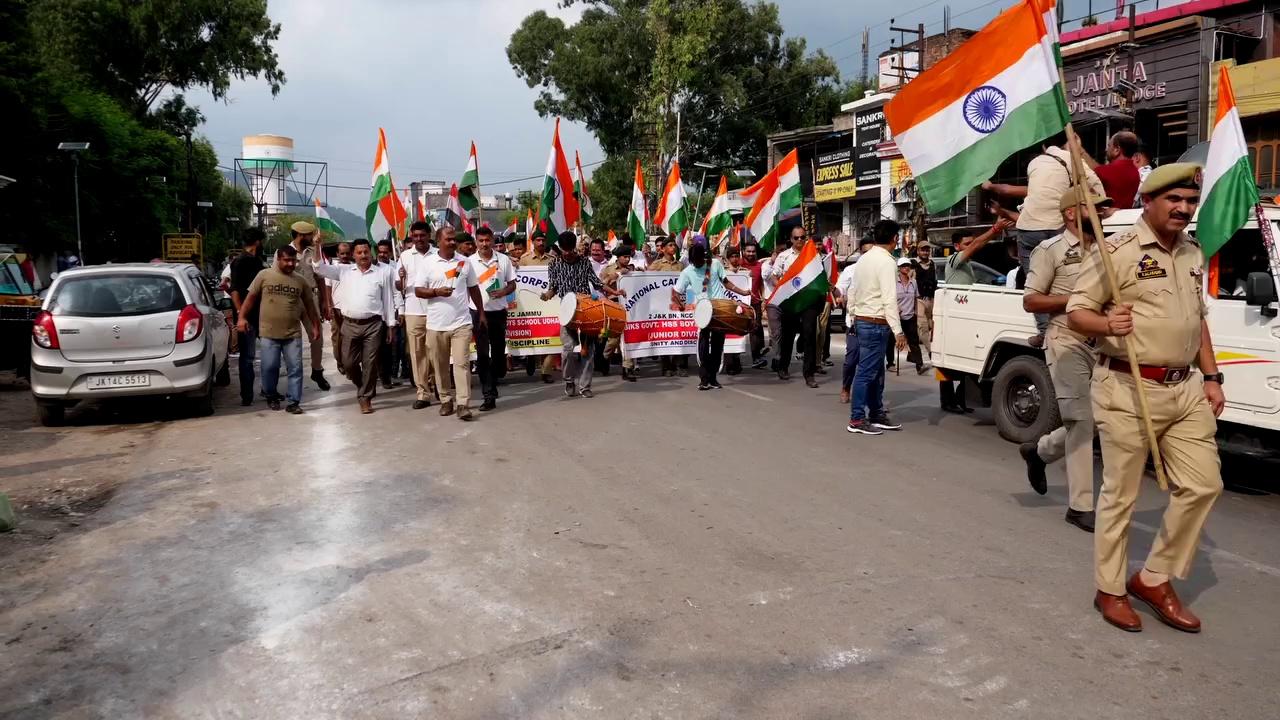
185;130;195;234
860;27;870;88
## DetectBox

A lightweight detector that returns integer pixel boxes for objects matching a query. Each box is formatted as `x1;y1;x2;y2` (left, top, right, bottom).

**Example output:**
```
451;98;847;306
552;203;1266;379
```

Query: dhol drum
693;298;756;335
558;292;627;337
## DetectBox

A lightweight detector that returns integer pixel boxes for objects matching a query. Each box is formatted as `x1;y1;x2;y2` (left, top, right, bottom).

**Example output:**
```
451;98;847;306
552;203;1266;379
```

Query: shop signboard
854;105;886;191
813;140;857;202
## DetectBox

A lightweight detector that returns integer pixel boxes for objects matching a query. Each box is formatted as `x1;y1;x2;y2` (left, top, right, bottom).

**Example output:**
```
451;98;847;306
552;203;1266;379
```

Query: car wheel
36;400;65;427
214;360;231;387
991;355;1061;444
189;369;216;417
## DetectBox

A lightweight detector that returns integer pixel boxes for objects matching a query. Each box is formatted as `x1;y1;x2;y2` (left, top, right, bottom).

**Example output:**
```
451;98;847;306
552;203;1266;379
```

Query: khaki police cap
1138;162;1201;197
290;220;317;234
1059;186;1113;211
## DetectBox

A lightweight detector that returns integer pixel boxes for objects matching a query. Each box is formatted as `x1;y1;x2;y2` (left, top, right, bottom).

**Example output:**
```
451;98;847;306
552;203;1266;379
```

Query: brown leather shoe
359;398;373;415
840;387;850;403
439;401;454;417
456;406;474;421
1094;591;1142;632
1127;572;1201;633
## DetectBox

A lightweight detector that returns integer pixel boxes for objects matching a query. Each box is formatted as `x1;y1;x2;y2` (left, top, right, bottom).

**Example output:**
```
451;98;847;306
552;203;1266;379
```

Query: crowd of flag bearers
227;0;1271;637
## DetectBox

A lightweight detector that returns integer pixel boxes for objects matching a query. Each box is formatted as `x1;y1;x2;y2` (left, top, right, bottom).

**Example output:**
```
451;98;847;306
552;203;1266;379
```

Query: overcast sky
194;0;1011;218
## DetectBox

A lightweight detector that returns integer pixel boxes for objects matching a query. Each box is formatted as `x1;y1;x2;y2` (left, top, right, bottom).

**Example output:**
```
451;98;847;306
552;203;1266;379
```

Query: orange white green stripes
700;175;732;245
766;239;828;313
627;159;647;244
653;161;689;239
366;128;408;241
742;149;801;251
458;142;480;212
314;199;345;238
539;119;579;238
574;151;594;225
1198;65;1259;259
885;0;1068;212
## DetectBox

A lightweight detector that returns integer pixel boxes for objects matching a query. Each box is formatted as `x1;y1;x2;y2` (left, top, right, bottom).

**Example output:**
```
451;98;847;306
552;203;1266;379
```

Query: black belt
345;315;382;324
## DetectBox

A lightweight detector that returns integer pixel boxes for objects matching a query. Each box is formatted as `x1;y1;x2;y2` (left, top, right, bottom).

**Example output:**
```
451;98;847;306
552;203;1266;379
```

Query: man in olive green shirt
237;245;321;413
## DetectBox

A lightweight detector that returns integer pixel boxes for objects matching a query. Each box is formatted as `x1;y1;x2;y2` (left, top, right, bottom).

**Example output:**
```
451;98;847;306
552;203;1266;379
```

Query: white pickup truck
931;205;1280;459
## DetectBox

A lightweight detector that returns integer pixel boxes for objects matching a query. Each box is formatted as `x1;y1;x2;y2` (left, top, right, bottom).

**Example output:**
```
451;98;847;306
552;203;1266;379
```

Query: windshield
49;274;187;317
0;256;37;295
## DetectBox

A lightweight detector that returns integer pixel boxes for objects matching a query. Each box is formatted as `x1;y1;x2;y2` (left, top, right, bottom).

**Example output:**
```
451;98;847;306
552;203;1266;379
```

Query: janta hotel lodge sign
1066;61;1169;115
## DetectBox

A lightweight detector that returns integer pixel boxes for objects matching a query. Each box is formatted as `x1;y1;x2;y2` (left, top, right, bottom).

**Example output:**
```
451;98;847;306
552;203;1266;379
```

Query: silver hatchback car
30;263;231;425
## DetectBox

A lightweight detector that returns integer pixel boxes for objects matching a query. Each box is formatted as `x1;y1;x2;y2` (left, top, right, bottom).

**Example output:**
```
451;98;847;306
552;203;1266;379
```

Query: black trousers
472;309;508;401
885;316;923;368
698;328;725;384
341;316;385;400
778;303;820;377
749;303;765;359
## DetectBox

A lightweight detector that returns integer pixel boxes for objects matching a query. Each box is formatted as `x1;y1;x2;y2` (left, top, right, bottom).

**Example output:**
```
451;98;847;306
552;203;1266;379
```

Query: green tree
507;0;842;174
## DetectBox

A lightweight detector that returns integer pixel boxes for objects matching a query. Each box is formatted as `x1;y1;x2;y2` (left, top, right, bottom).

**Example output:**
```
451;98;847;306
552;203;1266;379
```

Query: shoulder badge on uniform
1189;266;1204;289
1136;254;1167;280
1103;229;1136;254
1062;246;1082;265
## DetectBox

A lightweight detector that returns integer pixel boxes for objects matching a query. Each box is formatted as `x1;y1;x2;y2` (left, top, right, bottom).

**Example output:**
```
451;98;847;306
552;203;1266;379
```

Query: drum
558;293;627;337
693;298;756;335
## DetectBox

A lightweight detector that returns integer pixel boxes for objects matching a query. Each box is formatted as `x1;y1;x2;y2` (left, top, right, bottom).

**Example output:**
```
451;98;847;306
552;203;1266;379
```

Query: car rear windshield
49;274;187;317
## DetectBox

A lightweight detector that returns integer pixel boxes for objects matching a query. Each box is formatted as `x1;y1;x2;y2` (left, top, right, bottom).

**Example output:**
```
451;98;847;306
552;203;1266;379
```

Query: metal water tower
233;135;328;227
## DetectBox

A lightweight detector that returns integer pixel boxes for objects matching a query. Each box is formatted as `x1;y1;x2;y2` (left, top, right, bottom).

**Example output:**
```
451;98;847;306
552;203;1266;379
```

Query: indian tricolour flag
526;208;535;238
742;149;800;251
314;199;345;238
766;239;828;313
699;175;732;246
574;151;594;225
459;142;480;212
1198;64;1259;266
627;159;647;243
539;118;580;238
885;0;1068;212
366;128;409;242
653;161;689;239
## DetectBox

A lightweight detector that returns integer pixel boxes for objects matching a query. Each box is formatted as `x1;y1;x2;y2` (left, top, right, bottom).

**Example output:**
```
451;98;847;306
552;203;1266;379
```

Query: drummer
540;231;624;398
673;242;753;391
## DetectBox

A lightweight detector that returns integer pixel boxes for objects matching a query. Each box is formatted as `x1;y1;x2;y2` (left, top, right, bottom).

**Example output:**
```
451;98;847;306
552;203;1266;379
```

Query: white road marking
726;387;773;402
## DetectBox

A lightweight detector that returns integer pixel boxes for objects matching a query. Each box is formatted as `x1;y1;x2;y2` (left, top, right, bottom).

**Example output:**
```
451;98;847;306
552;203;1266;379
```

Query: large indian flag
742;149;801;251
313;199;345;238
627;159;647;243
539;118;580;238
1198;64;1259;259
766;239;828;313
653;161;689;239
366;128;408;241
700;175;732;245
884;0;1068;212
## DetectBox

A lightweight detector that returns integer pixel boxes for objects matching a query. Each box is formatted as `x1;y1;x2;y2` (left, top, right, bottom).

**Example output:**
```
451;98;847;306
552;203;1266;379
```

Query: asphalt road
2;337;1279;719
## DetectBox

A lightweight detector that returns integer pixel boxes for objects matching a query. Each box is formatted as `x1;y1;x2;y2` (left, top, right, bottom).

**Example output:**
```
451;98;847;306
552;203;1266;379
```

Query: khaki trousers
1091;366;1222;595
916;297;933;357
428;325;472;409
604;335;634;369
330;311;345;373
1036;328;1097;513
405;314;436;402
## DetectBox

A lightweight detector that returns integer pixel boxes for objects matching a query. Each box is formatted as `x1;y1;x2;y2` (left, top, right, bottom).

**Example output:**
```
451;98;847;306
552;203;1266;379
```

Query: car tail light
176;304;203;343
32;310;59;349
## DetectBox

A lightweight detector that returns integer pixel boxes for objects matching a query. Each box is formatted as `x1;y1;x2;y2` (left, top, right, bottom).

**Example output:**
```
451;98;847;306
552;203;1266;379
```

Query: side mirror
1244;271;1278;317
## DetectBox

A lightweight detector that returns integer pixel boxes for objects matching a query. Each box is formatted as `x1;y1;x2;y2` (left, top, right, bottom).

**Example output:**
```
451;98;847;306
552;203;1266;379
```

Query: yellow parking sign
162;233;203;266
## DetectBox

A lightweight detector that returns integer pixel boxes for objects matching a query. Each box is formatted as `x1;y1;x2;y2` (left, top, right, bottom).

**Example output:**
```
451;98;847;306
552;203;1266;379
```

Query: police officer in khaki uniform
1067;163;1225;633
517;231;558;382
289;221;332;391
601;245;638;381
648;237;688;377
1019;186;1114;533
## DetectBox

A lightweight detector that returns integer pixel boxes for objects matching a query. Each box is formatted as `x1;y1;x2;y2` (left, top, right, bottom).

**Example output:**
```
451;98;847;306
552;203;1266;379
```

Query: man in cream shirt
845;220;907;436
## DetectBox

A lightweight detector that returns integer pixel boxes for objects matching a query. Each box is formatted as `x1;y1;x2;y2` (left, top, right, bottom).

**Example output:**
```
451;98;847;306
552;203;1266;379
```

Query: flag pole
1063;122;1168;492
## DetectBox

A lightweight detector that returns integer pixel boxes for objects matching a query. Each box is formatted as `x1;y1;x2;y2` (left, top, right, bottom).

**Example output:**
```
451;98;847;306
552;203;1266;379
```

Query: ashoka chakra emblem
963;85;1007;134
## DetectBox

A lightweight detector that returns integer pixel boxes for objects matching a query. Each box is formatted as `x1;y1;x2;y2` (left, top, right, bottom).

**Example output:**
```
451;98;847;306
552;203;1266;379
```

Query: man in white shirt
845;220;907;436
312;238;399;415
588;238;610;278
765;226;822;385
397;221;437;409
376;239;405;389
407;226;486;421
469;226;517;411
326;241;351;375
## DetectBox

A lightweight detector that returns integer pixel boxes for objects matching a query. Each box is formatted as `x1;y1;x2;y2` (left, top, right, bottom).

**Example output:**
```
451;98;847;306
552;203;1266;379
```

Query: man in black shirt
229;228;267;406
540;231;622;398
911;241;938;361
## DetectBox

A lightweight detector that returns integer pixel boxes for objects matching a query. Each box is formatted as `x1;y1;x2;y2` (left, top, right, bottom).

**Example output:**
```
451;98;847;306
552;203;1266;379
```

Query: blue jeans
260;337;303;405
238;326;258;403
849;321;891;422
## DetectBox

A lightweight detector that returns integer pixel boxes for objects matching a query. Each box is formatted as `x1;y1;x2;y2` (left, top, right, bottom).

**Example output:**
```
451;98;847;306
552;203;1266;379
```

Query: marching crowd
222;126;1229;635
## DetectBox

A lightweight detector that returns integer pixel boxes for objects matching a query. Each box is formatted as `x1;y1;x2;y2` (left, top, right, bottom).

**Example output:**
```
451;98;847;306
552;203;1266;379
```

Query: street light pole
58;142;90;265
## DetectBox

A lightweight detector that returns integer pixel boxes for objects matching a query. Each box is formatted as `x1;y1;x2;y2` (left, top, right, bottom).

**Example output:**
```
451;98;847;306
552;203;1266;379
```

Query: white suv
30;263;231;425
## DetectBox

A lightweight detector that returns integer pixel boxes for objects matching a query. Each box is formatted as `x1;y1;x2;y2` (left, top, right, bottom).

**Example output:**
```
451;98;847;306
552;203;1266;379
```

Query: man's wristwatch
1203;372;1225;384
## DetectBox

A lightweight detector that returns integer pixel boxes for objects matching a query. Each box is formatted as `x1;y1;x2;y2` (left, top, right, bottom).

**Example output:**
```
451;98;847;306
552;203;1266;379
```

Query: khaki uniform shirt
293;245;320;292
648;258;682;272
1066;216;1206;367
519;252;553;267
601;264;632;290
1025;229;1091;343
